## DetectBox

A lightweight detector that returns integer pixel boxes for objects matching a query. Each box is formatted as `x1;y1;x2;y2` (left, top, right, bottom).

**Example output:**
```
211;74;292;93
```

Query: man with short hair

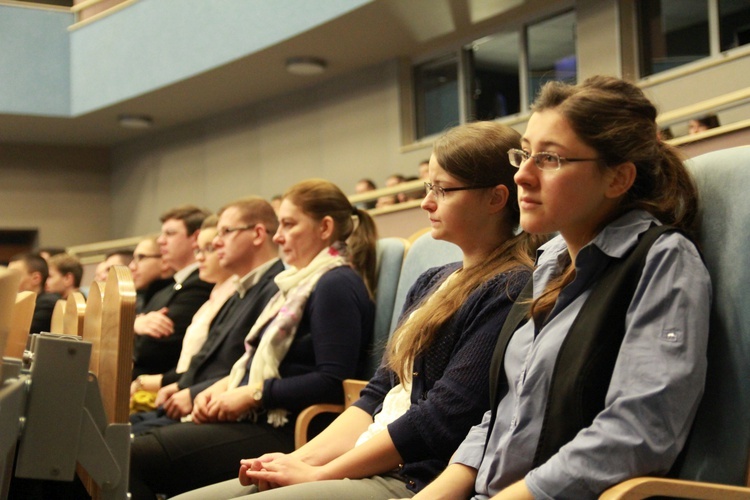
129;237;174;313
8;252;61;334
132;205;213;379
131;196;284;430
95;250;134;283
45;252;83;299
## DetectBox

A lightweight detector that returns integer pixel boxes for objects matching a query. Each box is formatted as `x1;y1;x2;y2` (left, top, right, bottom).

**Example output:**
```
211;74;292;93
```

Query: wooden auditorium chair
6;291;36;360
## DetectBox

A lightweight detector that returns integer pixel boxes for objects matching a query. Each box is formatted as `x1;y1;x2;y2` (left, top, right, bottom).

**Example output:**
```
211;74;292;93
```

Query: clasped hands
239;453;322;491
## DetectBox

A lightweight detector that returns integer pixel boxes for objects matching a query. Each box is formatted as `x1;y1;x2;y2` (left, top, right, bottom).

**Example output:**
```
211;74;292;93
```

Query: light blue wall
0;0;371;117
69;0;372;114
0;6;72;116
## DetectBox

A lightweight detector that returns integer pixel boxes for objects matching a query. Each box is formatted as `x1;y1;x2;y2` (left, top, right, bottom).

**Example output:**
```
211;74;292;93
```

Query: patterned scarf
227;243;348;427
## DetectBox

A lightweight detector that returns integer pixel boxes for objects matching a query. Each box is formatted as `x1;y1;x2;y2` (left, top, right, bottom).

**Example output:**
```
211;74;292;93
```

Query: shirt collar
234;258;280;298
173;262;199;286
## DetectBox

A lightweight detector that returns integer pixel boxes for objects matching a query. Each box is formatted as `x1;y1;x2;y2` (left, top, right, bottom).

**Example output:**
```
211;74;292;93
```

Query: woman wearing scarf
129;179;377;499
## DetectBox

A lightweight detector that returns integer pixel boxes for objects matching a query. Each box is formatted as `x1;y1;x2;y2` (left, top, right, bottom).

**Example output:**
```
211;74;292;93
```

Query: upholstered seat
601;146;750;498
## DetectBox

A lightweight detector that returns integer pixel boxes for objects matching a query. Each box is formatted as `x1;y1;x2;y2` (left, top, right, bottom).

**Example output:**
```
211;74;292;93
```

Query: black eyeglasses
216;224;257;238
132;253;161;264
508;148;600;171
193;245;216;257
424;182;495;200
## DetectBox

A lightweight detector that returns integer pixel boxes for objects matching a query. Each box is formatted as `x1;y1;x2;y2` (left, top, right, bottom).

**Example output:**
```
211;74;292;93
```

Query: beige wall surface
0;144;111;247
110;60;434;238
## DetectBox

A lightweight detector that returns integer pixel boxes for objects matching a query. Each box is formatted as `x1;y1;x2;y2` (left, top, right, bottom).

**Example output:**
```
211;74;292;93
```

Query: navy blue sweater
353;263;530;492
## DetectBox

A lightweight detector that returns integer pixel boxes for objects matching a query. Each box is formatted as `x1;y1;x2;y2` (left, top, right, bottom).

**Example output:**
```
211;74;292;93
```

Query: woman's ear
488;184;510;214
319;216;335;241
606;162;637;199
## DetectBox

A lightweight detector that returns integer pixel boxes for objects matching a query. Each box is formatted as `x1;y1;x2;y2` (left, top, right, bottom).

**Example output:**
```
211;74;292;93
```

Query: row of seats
0;265;136;499
1;145;750;498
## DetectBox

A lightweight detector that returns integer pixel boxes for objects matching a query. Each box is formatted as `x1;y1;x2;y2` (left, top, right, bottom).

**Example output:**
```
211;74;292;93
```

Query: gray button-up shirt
452;210;712;499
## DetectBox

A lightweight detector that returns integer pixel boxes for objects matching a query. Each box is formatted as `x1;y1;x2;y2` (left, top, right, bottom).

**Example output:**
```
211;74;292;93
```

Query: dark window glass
719;0;750;51
466;32;521;121
527;11;577;106
638;0;709;77
414;54;459;140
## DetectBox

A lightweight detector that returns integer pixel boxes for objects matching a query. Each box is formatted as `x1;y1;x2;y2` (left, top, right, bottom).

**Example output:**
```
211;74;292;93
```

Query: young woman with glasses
406;76;712;499
173;121;543;499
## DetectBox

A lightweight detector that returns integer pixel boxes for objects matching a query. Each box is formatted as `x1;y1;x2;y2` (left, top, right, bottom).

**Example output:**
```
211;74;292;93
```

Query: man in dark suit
8;252;61;334
131;197;284;431
132;205;214;379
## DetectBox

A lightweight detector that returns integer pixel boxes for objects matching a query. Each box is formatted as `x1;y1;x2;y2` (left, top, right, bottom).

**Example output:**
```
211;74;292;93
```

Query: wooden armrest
600;477;750;499
342;379;368;406
294;404;345;449
294;379;369;449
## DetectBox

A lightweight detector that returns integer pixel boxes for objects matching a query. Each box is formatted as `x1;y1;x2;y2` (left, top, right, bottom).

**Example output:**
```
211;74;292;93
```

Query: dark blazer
132;269;213;379
177;259;285;398
31;291;61;334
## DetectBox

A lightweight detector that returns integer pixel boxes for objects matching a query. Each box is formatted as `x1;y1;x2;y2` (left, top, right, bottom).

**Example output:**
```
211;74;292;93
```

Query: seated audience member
397;175;424;202
129;237;174;313
95;249;134;283
408;77;711;499
688;114;720;134
45;252;84;299
132;205;213;379
130;216;233;410
130;202;283;422
376;173;405;208
353;178;377;210
8;252;61;334
174;121;541;500
129;180;377;499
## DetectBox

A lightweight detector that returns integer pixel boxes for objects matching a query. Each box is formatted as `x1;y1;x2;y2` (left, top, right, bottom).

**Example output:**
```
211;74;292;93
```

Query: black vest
487;225;681;466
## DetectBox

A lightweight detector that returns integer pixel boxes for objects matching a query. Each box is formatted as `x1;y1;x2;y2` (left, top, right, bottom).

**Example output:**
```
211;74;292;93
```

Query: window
466;32;521;121
527;11;577;107
412;11;576;141
719;0;750;51
414;54;460;139
638;0;750;78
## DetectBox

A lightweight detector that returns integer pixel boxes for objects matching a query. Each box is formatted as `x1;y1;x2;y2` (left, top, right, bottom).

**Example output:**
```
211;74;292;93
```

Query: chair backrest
49;299;66;334
0;267;22;360
82;281;104;373
675;146;750;486
7;291;36;359
62;291;86;336
389;230;463;334
98;265;136;424
365;237;408;377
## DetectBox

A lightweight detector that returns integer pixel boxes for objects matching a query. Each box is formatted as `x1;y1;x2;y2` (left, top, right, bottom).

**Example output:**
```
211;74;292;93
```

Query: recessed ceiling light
285;56;327;76
118;114;153;129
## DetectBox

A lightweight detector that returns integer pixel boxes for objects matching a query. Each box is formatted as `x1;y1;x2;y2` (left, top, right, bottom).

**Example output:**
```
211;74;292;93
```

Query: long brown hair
528;75;699;323
386;121;543;382
283;179;378;296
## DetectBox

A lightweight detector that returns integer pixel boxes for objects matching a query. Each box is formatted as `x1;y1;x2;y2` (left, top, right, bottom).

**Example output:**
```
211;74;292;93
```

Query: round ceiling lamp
118;114;154;129
285;56;327;76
